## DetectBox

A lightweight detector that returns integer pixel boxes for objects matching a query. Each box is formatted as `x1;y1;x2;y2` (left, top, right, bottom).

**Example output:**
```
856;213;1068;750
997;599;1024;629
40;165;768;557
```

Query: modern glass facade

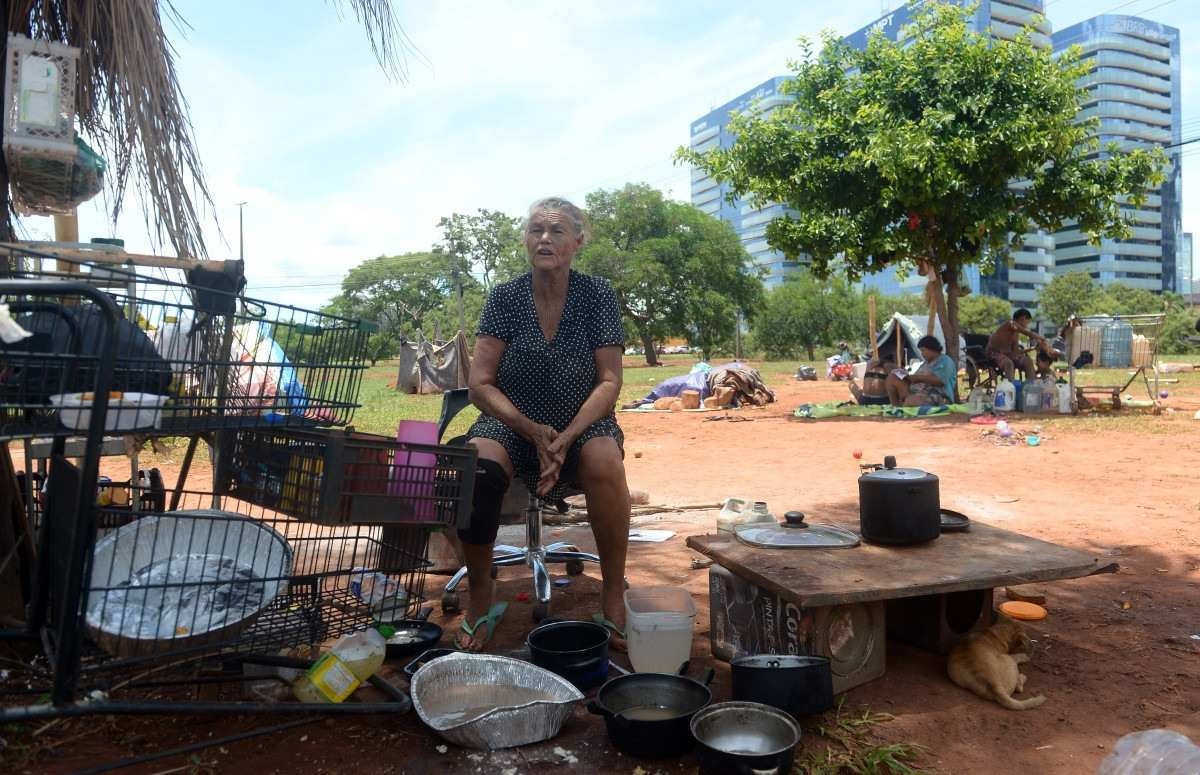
689;0;1055;301
1051;16;1182;293
688;77;799;288
1180;232;1193;297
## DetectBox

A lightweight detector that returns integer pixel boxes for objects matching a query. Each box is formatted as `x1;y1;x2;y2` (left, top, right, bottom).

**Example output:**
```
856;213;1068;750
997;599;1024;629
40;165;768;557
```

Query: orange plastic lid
1000;601;1047;621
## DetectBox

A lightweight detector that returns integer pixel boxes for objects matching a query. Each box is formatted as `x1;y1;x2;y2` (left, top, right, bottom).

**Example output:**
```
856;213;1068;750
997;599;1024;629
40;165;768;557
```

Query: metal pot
691;701;802;775
858;456;940;546
731;654;834;716
527;620;611;691
588;668;714;759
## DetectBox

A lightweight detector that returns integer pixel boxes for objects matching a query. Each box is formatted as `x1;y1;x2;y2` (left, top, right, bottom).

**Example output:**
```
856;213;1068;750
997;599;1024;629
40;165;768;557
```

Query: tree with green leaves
578;183;763;364
325;253;459;363
1037;271;1100;326
957;294;1013;334
437;209;528;292
680;1;1164;363
752;274;860;360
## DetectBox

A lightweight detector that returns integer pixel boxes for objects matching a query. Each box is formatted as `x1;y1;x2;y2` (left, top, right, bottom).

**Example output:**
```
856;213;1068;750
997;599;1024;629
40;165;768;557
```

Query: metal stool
435;389;600;621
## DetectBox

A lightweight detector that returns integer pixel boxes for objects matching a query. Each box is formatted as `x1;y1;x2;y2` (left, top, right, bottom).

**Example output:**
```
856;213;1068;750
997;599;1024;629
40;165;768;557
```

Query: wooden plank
0;242;232;271
686;521;1108;608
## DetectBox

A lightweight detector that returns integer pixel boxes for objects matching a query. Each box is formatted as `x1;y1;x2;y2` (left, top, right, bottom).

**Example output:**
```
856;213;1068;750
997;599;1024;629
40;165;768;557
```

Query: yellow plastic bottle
292;624;394;703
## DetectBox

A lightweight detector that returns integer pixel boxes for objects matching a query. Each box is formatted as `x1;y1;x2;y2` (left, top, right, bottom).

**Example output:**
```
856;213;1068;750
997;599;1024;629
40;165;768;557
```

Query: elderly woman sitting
886;336;958;407
454;196;631;651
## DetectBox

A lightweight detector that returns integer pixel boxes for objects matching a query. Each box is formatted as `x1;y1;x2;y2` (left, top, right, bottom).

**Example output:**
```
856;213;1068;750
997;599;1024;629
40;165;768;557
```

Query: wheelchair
435;388;600;622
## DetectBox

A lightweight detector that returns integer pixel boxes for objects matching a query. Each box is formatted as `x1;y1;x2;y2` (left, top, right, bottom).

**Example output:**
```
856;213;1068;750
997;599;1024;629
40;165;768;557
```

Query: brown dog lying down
947;618;1046;710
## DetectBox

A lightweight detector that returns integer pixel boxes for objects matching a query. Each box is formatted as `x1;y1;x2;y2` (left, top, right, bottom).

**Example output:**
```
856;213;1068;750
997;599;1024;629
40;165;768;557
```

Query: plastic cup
390;420;439;521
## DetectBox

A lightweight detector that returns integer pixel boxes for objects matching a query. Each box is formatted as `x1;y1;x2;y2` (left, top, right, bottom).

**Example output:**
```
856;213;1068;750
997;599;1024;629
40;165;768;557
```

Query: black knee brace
457;458;511;546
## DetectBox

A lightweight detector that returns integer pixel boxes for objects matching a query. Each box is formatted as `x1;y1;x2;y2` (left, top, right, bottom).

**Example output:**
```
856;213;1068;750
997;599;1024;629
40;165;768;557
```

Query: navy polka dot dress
468;270;625;500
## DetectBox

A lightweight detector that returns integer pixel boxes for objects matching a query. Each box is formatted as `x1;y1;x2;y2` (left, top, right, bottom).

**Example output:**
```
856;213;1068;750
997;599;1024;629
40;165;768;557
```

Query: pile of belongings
625;361;776;411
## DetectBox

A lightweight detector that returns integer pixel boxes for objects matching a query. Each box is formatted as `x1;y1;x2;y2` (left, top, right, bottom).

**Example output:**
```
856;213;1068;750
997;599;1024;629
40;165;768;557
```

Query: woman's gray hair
526;197;588;244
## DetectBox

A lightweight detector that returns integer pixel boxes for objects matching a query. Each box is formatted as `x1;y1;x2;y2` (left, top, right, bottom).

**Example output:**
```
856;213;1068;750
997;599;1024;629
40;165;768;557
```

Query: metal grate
0;248;372;439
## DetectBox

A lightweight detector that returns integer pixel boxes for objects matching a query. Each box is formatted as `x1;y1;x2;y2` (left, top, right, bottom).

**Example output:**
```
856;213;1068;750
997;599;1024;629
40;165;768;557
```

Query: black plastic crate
215;427;477;527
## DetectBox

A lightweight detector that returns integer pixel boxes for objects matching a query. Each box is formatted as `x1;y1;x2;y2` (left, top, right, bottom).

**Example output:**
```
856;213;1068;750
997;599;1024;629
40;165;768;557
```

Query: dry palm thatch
4;0;414;257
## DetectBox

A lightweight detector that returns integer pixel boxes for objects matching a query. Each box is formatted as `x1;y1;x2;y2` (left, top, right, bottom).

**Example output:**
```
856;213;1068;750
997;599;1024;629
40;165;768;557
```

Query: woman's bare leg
577;436;630;644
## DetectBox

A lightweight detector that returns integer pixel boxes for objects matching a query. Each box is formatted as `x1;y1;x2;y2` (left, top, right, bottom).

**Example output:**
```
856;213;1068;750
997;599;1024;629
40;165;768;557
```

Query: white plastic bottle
1097;729;1200;774
994;379;1016;413
292;624;394;703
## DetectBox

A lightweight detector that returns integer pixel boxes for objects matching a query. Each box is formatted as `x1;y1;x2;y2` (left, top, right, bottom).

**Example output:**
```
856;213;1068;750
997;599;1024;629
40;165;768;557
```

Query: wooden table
687;520;1115;609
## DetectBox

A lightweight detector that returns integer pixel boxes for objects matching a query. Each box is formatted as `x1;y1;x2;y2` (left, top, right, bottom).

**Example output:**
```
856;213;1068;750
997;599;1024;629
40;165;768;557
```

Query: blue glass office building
1051;16;1182;293
689;0;1054;300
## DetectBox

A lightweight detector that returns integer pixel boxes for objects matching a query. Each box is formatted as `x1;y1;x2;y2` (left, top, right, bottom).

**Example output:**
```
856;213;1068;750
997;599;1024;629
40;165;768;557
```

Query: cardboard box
708;564;885;693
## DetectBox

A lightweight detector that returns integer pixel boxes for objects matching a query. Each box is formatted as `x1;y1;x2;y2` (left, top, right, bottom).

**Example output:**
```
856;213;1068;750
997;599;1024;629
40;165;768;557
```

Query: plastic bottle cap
375;623;396;638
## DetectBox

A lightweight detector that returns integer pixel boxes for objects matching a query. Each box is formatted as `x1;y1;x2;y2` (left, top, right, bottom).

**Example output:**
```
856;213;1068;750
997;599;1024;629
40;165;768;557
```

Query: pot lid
734;511;860;549
940;509;970;532
731;654;830;670
859;454;937;482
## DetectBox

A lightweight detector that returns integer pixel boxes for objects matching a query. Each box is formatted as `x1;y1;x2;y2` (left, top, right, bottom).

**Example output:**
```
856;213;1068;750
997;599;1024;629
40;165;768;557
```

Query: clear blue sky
28;0;1197;310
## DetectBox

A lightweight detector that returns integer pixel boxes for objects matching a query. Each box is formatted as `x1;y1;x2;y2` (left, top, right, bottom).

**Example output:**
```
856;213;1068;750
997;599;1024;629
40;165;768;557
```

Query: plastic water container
994;379;1016;413
1022;380;1042;414
716;498;774;533
1097;729;1200;774
625;587;697;674
1101;318;1134;369
1057;380;1072;414
1040;378;1057;413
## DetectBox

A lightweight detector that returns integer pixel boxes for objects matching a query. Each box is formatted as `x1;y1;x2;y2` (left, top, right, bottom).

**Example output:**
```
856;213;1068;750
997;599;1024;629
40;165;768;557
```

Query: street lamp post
236;201;247;261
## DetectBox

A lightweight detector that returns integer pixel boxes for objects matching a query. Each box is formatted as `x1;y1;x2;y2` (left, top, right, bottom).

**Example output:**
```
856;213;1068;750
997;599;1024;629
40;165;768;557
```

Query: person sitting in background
849;353;895;405
1035;350;1056;380
987;308;1049;381
886;336;957;407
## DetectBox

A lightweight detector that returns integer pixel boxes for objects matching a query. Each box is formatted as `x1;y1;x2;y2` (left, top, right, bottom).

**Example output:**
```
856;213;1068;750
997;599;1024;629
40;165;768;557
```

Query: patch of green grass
794;699;931;775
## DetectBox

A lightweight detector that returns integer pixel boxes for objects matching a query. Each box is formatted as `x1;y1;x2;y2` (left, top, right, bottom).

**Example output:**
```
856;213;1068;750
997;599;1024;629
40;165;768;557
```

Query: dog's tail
991;684;1046;711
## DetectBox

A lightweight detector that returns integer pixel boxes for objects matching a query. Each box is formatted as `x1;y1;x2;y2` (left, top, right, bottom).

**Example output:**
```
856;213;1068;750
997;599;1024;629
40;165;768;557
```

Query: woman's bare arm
468;335;545;443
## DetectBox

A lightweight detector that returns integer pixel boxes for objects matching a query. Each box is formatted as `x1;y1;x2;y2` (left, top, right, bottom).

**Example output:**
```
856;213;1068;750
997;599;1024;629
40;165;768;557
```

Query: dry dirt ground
5;367;1200;774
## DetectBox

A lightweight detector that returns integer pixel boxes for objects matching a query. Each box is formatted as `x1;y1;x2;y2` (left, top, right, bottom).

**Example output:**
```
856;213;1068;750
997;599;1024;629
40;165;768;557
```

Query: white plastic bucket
625;587;697;674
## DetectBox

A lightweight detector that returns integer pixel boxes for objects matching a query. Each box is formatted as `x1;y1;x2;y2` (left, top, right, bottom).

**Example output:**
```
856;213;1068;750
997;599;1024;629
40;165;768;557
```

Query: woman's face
919;346;939;362
526;209;582;271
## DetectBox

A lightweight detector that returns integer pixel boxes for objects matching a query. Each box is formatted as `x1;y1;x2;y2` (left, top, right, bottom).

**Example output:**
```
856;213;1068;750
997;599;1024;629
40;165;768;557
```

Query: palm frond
7;0;213;256
330;0;422;82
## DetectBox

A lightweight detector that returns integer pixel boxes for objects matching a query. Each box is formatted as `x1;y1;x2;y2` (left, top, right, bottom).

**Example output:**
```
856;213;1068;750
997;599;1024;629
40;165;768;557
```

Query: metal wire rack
1;246;372;438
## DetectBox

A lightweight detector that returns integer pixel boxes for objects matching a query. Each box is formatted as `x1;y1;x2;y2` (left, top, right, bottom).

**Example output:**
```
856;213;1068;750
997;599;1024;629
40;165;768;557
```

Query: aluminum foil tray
410;652;582;750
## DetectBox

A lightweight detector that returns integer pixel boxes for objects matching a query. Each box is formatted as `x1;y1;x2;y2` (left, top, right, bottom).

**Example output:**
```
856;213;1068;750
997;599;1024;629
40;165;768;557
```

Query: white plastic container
293;624;392;703
1097;729;1200;774
993;379;1016;413
716;498;775;533
50;392;168;431
1022;380;1042;414
625;587;697;674
1056;381;1072;414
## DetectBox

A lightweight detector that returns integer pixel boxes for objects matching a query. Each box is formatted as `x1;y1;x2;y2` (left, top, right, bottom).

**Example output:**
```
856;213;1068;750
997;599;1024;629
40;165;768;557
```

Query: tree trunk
924;260;959;366
639;330;659;366
806;344;816;361
945;273;961;365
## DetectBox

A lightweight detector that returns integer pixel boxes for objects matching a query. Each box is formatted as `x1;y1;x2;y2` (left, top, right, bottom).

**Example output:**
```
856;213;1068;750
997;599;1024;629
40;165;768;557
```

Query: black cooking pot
588;668;715;758
858;455;940;546
691;701;802;775
528;620;610;690
731;654;834;716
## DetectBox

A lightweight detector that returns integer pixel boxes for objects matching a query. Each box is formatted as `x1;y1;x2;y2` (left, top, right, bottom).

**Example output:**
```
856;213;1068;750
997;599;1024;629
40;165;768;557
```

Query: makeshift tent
396;332;470;394
875;312;966;369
